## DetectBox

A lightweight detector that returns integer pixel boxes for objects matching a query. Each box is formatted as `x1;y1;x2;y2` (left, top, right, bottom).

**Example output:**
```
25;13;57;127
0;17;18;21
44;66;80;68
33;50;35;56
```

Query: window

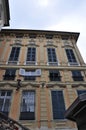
24;70;36;81
51;91;65;119
47;48;58;65
29;34;36;38
3;69;16;80
26;47;36;65
72;70;83;81
20;91;35;120
45;34;53;39
0;90;12;116
49;70;61;81
77;90;86;95
65;49;78;65
24;76;36;81
16;34;23;38
8;47;20;64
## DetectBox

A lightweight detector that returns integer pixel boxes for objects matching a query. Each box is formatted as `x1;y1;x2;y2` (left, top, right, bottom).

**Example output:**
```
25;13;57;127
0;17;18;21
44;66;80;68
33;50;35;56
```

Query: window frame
47;48;58;65
51;90;65;120
19;90;35;120
49;70;61;81
77;90;86;96
65;49;78;65
0;90;12;116
3;69;16;80
8;46;20;64
72;70;83;81
25;47;36;65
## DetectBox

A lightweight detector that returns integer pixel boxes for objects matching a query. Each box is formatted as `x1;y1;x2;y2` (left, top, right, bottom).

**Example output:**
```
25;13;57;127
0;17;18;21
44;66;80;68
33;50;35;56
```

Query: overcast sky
4;0;86;63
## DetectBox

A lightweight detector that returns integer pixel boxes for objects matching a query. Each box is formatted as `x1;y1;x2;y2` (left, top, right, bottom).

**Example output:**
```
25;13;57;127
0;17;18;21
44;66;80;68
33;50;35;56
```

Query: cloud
5;0;86;62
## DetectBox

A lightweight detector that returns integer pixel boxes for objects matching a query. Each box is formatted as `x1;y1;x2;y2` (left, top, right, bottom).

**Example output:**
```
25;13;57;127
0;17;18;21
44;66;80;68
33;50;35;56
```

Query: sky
4;0;86;62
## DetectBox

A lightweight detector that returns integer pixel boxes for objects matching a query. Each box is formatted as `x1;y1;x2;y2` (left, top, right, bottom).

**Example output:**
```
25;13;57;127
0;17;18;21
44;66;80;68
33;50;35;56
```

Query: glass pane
4;99;10;112
21;91;35;112
1;91;5;96
66;49;77;63
51;91;65;119
0;99;4;111
9;47;20;61
77;90;86;95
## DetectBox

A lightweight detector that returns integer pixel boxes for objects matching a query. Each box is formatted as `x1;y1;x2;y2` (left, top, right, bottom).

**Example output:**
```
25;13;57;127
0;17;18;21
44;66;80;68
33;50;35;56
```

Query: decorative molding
72;83;86;88
46;83;66;88
0;81;40;88
20;82;40;88
0;81;86;89
61;44;74;48
44;44;58;48
25;43;39;47
0;82;17;88
10;43;24;46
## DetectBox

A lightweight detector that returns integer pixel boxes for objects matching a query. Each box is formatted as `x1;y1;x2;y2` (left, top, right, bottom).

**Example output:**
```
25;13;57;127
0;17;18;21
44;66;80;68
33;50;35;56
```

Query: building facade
0;29;86;130
0;0;10;29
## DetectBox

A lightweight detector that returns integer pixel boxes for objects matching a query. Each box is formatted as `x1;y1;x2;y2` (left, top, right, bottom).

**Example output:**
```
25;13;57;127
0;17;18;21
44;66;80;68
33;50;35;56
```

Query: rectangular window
8;47;20;64
49;70;61;81
77;90;86;95
72;70;83;81
51;91;65;119
3;69;16;80
24;70;36;81
24;76;36;81
65;49;78;65
0;90;12;116
29;34;37;38
47;48;58;65
20;91;35;120
26;47;36;65
16;34;23;38
45;34;53;39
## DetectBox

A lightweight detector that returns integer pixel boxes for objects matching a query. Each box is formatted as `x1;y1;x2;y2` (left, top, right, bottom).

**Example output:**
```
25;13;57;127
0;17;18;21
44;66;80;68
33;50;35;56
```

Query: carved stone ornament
0;81;40;88
46;83;66;88
72;83;86;88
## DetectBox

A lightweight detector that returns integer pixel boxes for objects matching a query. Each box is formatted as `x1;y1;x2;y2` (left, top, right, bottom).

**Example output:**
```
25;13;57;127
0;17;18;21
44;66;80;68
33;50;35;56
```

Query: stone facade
0;29;86;130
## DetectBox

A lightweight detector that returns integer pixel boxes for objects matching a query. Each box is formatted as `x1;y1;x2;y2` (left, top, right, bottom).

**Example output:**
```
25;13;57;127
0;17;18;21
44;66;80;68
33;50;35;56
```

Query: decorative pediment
44;44;58;48
10;43;23;46
62;44;73;48
25;43;39;47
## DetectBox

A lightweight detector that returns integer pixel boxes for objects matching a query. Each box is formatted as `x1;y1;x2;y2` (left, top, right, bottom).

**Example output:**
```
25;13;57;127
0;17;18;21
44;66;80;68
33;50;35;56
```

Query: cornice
0;65;86;70
0;81;86;89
